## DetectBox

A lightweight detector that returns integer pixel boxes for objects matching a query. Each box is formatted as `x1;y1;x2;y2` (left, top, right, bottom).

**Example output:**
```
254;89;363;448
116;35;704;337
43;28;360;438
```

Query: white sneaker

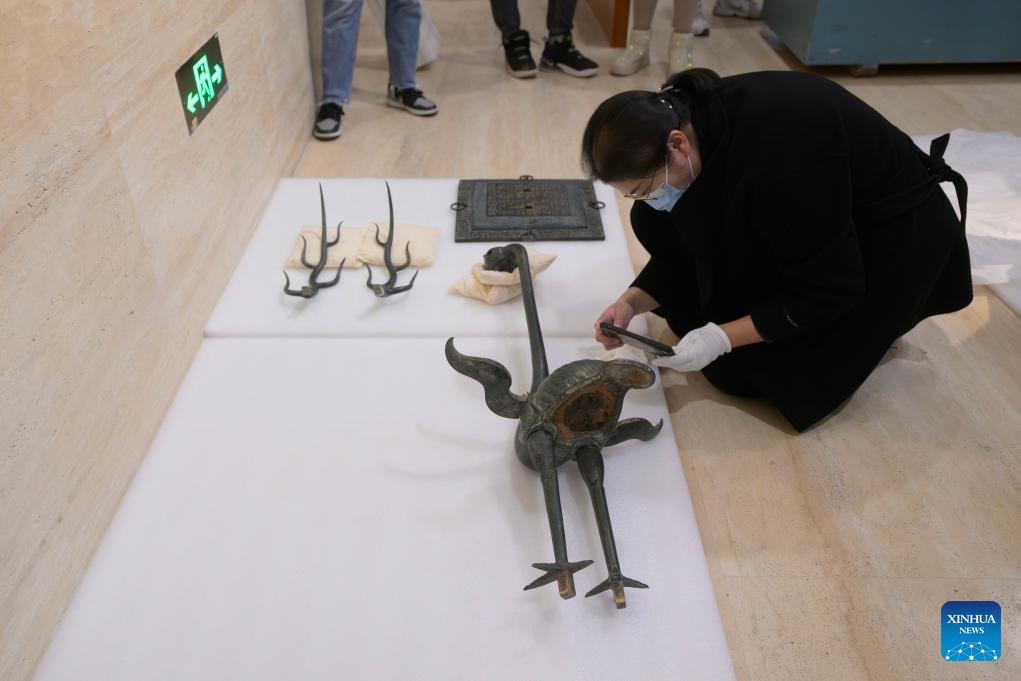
693;0;710;36
668;32;695;75
712;0;763;19
610;29;652;76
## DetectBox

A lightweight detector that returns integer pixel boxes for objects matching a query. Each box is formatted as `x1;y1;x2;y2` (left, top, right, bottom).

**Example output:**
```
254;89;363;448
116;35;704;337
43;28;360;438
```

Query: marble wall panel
0;81;160;681
107;0;311;308
0;2;312;680
306;0;324;103
91;0;239;127
0;3;98;145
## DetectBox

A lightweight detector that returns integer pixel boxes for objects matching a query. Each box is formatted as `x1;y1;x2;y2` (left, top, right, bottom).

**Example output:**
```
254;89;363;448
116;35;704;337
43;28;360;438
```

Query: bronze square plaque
453;178;605;242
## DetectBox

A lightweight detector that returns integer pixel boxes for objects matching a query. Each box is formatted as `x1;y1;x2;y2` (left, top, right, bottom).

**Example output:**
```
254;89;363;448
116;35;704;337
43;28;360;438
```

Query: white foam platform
34;338;735;681
205;179;649;339
991;279;1021;316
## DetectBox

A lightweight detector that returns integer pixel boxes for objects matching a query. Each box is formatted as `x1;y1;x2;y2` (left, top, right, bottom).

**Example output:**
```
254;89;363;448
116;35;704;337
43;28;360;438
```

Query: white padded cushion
357;222;441;267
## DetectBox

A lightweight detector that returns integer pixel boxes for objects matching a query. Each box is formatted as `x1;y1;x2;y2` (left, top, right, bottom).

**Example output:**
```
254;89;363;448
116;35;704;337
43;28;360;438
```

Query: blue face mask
644;184;685;212
643;153;697;212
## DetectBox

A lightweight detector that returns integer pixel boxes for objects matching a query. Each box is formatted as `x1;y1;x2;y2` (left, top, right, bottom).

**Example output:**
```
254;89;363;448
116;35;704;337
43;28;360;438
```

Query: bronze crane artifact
445;244;662;608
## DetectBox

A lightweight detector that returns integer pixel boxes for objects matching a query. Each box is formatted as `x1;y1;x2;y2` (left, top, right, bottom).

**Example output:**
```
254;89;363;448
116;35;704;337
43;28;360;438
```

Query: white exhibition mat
33;338;736;681
912;129;1021;316
205;179;650;339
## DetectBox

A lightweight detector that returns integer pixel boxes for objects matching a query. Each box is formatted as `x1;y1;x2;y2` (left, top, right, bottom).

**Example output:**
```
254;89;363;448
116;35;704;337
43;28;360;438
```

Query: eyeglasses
623;156;670;200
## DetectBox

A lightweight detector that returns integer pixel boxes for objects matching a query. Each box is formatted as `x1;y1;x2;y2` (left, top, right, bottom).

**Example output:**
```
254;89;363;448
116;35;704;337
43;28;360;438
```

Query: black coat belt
856;132;968;228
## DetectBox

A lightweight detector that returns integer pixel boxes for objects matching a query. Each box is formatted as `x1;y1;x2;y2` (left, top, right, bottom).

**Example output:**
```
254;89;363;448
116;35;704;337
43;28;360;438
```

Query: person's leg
672;0;696;31
541;0;599;77
489;0;522;39
490;0;536;78
692;0;710;36
668;0;696;73
383;0;421;91
631;0;657;30
610;0;656;76
546;0;577;36
384;0;438;115
321;0;365;106
701;353;763;398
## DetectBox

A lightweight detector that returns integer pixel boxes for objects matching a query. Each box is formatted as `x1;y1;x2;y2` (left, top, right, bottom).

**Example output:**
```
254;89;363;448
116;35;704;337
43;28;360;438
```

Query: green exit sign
175;33;229;134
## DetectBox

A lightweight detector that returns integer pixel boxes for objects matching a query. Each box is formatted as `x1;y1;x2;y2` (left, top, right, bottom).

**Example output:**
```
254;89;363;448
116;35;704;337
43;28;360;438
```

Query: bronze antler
365;182;418;297
282;183;345;298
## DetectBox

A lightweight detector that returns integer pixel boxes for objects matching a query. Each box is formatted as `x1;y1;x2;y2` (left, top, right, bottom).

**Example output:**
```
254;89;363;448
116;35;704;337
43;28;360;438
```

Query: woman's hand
651;322;732;372
594;299;636;349
594;288;660;350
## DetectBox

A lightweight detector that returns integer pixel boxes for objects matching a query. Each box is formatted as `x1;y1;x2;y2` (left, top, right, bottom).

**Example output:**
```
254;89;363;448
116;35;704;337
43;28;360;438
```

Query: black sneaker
502;29;537;78
386;84;438;116
313;102;343;140
540;33;599;77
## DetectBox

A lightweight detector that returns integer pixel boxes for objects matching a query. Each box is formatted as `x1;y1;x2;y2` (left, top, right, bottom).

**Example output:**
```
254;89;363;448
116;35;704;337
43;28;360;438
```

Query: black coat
630;71;972;431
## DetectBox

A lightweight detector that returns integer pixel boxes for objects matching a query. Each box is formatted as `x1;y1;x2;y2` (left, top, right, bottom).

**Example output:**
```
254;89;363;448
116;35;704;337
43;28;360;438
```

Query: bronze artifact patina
365;182;418;298
282;184;345;298
445;244;662;609
451;176;606;242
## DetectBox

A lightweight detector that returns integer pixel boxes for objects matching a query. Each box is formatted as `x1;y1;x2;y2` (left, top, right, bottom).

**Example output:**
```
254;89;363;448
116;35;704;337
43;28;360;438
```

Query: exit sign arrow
176;33;228;135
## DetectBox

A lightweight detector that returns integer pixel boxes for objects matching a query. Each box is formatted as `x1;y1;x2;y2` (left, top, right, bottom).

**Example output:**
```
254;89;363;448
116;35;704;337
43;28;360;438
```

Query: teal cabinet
763;0;1021;71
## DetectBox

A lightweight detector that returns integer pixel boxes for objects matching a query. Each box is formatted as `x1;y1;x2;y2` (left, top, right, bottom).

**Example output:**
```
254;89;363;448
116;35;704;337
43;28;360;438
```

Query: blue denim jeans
489;0;577;39
321;0;421;105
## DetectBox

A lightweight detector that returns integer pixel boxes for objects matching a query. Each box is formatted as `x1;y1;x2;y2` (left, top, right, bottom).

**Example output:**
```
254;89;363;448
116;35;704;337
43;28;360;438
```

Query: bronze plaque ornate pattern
453;177;605;242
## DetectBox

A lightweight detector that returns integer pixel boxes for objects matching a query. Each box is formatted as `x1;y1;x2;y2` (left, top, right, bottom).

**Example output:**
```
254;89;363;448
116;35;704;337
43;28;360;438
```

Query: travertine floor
294;1;1021;678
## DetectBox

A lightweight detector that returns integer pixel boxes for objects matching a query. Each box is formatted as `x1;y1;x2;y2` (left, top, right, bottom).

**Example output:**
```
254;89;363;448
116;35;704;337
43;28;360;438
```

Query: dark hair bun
660;68;722;98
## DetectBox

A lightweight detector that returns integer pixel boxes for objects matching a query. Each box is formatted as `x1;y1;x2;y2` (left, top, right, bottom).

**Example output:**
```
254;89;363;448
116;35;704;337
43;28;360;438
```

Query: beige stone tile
838;69;1021;136
791;311;1021;580
0;82;167;681
846;578;1020;680
710;22;792;76
0;3;98;145
726;576;1021;681
726;576;873;681
665;374;845;579
681;448;754;680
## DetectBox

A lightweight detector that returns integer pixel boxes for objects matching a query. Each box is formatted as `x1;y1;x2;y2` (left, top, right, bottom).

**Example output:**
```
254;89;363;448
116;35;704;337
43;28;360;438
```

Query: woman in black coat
583;68;972;431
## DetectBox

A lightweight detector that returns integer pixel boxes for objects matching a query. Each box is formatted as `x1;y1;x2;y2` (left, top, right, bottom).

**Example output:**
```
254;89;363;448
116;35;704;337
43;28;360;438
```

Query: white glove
652;322;732;372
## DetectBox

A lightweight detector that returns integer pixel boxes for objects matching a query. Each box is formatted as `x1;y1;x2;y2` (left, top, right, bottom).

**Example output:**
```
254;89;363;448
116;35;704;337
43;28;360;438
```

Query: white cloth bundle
450;248;557;304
